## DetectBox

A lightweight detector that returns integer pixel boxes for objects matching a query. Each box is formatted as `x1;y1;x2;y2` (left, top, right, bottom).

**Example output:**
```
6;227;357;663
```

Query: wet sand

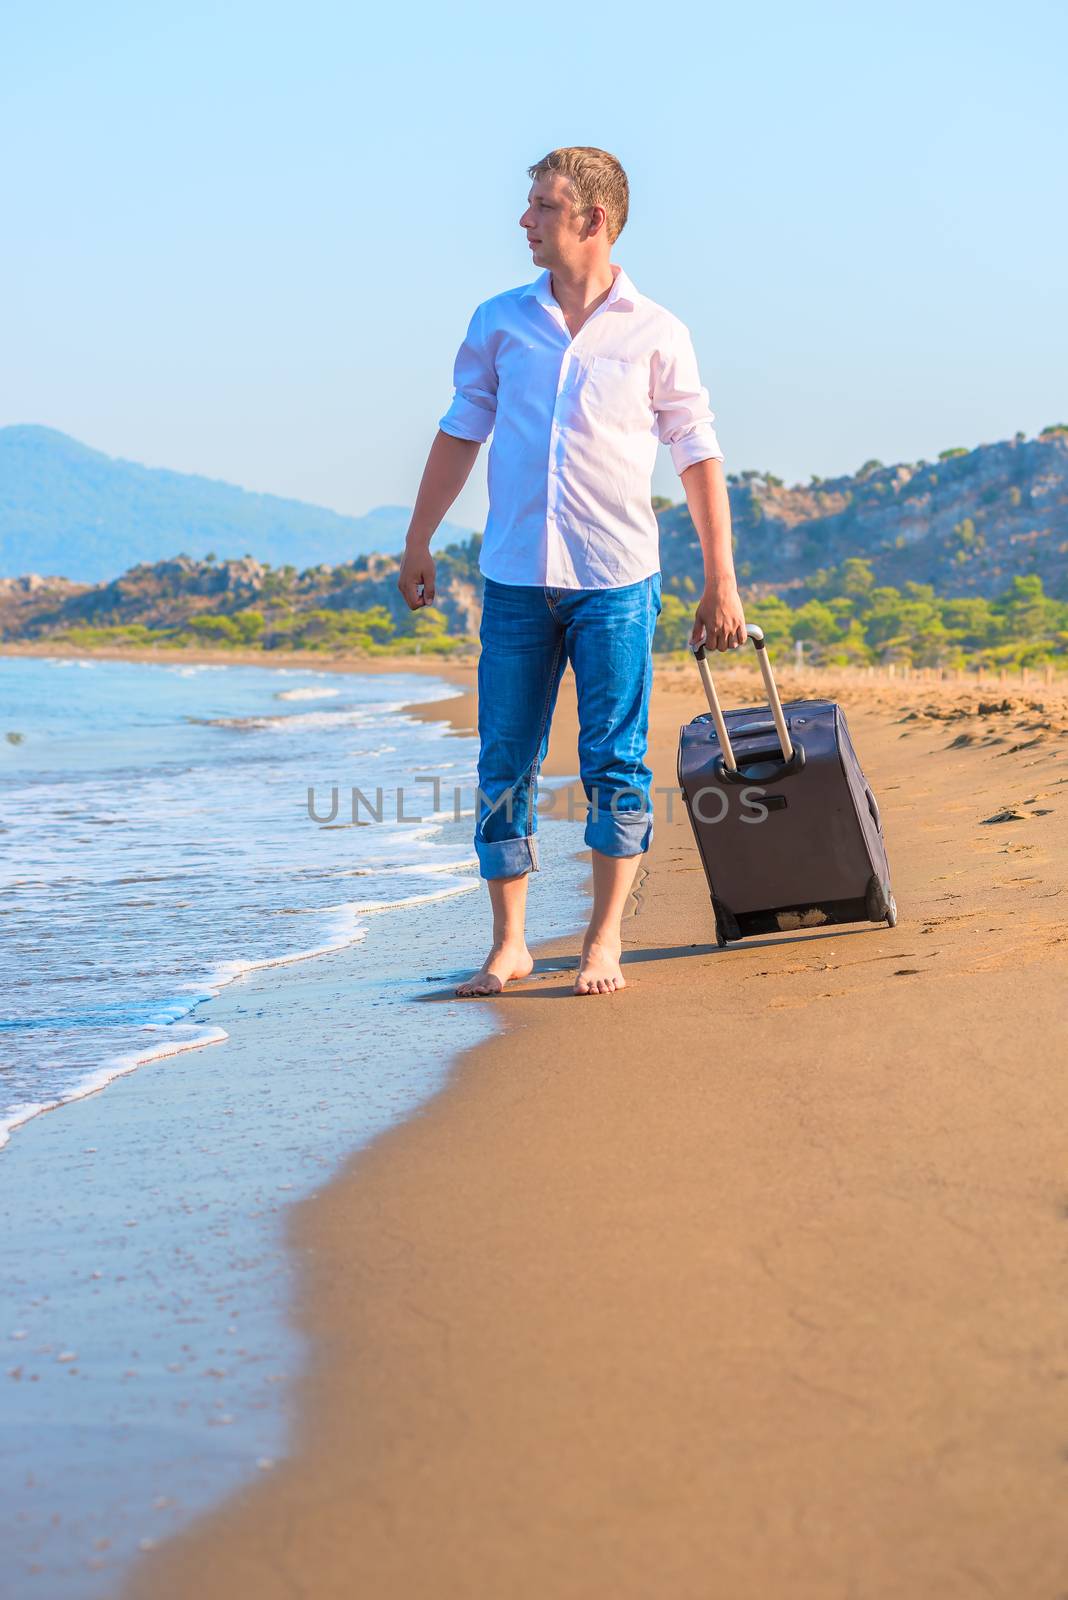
111;655;1068;1599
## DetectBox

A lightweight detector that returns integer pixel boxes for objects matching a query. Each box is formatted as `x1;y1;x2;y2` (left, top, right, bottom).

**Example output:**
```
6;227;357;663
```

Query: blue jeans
474;573;663;879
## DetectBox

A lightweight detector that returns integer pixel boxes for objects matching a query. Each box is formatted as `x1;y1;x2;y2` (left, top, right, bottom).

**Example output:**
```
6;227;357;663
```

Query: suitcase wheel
865;875;896;926
712;897;739;949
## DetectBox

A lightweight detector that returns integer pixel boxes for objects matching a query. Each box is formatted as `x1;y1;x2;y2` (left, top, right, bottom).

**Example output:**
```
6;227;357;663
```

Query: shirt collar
606;265;639;308
526;262;639;313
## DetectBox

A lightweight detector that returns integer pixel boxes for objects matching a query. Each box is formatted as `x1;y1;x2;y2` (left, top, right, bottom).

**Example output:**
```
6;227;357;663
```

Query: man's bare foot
573;934;626;996
455;940;535;997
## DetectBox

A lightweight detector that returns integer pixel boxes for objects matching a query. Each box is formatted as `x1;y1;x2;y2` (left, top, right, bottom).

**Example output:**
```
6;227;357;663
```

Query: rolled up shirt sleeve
438;302;498;443
652;323;724;475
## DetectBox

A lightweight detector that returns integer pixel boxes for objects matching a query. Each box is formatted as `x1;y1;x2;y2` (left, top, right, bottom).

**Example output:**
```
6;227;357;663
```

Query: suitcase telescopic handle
690;624;795;771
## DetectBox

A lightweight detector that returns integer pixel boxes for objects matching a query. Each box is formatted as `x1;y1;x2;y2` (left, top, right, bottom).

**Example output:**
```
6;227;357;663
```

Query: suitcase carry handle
690;624;795;772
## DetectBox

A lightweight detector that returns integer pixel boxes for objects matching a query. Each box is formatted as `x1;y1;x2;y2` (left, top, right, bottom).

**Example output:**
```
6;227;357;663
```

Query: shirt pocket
574;354;652;433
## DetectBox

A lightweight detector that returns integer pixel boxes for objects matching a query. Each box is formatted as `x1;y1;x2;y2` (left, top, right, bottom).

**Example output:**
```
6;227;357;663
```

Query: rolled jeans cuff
585;805;653;857
474;832;540;880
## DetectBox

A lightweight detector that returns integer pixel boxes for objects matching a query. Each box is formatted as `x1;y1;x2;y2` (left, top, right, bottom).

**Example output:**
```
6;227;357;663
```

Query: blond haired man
399;146;745;996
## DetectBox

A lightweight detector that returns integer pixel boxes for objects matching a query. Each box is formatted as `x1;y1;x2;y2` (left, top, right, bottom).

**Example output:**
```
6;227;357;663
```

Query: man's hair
527;147;629;243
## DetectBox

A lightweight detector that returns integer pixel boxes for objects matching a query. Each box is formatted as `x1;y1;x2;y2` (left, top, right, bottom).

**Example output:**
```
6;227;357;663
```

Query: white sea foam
1;871;480;1149
0;914;380;1151
317;881;481;919
192;707;374;732
275;686;343;701
338;856;479;878
0;1024;230;1151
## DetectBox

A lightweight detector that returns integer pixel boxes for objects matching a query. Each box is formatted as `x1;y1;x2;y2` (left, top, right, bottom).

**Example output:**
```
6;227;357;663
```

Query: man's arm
398;302;497;612
397;432;481;610
650;324;746;652
679;457;747;651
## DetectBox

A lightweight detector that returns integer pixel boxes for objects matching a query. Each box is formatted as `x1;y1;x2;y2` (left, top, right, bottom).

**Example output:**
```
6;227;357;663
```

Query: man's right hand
398;546;436;610
690;578;746;652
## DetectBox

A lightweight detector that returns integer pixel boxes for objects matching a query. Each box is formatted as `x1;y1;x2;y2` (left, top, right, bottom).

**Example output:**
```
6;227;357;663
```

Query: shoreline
0;640;478;674
3;638;1062;690
126;664;1068;1597
4;653;597;1598
0;652;479;1154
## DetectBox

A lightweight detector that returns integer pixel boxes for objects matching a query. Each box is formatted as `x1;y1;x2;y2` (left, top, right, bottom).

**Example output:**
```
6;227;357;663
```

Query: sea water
0;655;590;1597
0;656;492;1143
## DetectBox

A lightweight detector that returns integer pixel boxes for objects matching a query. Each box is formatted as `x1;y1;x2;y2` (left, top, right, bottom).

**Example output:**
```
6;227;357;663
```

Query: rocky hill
658;428;1068;602
0;543;484;649
0;425;472;582
2;429;1066;661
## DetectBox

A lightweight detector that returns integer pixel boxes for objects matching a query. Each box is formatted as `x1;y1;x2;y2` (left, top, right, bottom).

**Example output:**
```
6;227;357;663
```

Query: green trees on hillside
187;611;265;645
655;574;1065;668
59;602;468;655
736;574;1065;669
181;603;461;654
51;567;1066;671
950;518;985;564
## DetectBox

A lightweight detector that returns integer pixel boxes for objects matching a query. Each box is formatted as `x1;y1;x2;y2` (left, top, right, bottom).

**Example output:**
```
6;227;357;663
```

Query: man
398;146;746;998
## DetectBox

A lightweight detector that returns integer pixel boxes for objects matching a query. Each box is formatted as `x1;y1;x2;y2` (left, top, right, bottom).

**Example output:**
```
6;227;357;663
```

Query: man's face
520;173;593;270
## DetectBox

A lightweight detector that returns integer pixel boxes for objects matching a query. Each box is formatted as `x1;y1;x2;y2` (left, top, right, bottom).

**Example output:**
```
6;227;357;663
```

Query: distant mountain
659;428;1068;601
0;426;473;582
3;423;1066;607
4;429;1067;668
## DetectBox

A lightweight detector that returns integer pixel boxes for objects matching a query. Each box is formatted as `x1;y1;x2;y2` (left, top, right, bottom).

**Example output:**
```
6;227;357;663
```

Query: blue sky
3;0;1065;533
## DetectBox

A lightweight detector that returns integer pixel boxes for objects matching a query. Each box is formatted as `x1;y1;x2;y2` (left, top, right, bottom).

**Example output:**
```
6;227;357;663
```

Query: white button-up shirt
438;264;723;589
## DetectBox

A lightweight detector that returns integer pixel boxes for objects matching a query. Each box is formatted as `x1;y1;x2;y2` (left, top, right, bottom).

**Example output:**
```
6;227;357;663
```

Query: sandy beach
8;3;1065;1592
92;645;1068;1600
